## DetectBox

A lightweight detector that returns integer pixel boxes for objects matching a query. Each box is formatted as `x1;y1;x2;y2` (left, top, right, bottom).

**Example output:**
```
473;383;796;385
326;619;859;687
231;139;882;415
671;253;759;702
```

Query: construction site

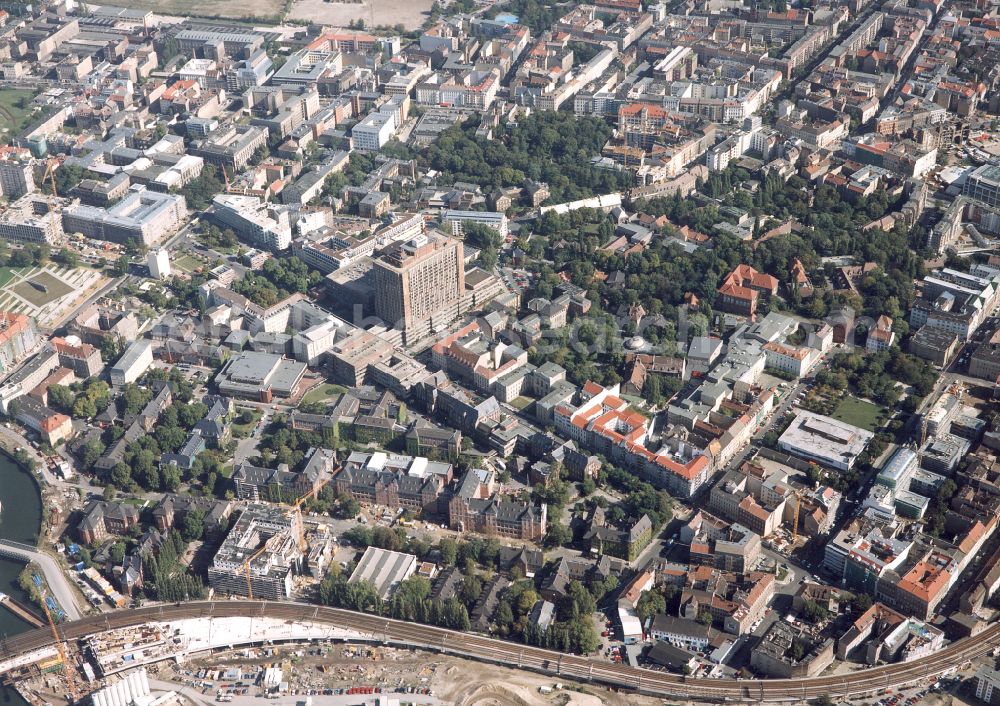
136;642;672;706
206;479;336;601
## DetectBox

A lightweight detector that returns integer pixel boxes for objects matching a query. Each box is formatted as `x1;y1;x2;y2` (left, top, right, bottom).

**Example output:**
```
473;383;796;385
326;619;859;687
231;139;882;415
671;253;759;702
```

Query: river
0;452;43;706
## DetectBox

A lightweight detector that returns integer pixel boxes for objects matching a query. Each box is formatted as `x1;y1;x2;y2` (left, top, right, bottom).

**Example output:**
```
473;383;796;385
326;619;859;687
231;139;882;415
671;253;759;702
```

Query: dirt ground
101;0;285;20
286;0;436;30
155;645;670;706
916;692;976;706
116;0;435;24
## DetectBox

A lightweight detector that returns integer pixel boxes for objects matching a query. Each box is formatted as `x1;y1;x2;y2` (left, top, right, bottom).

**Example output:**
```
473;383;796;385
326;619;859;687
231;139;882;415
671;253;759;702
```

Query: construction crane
242;538;276;601
290;472;336;553
42;159;58;197
36;578;78;702
242;469;337;597
791;491;802;545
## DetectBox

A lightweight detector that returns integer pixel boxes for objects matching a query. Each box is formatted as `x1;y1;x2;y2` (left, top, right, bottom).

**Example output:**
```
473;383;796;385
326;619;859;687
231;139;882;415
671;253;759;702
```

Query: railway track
1;601;995;701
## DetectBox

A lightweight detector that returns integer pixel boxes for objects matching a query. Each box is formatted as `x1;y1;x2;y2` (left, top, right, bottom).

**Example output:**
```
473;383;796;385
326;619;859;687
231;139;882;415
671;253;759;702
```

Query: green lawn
13;271;73;306
173;254;204;273
832;397;883;432
231;407;263;438
301;383;348;407
0;268;18;289
509;396;533;411
0;90;38;136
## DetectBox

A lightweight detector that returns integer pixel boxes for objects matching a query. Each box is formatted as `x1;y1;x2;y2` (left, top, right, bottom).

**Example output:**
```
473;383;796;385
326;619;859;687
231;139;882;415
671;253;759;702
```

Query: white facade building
352;111;397;151
147;248;171;279
211;194;292;251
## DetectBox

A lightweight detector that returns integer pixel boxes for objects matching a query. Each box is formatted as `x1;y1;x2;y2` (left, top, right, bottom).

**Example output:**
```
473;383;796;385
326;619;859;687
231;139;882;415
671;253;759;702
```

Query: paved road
0;424;101;494
233;410;270;466
148;678;218;706
0;540;82;621
0;601;993;701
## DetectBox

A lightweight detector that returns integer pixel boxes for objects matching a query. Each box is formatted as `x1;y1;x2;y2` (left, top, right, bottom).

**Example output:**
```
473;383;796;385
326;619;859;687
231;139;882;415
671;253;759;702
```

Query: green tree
47;384;75;413
635;589;666;623
81;438;106;469
459;574;483;609
543;523;572;547
850;593;873;617
110;462;132;489
439;538;458;566
54;248;79;268
53;164;84;196
110;541;126;565
72;395;97;419
161;464;181;492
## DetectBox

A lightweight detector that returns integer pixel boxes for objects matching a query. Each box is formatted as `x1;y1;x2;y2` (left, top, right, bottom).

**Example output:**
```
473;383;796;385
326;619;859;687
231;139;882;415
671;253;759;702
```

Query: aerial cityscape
0;0;997;703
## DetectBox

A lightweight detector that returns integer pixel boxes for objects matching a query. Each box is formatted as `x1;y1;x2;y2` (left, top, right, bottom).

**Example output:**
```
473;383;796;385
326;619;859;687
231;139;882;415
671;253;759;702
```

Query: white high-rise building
147;248;171;279
0;148;36;199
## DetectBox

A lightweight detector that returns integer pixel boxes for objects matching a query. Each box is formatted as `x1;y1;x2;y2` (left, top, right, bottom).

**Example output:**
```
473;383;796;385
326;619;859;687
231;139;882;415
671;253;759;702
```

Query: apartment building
245;84;321;138
211;194;292;251
51;336;103;377
716;264;779;320
447;477;547;540
0;147;35;198
207;505;302;600
0;195;64;245
77;500;140;544
190;125;268;171
442;209;508;238
0;312;40;375
763;341;816;377
555;382;711;498
372;234;465;346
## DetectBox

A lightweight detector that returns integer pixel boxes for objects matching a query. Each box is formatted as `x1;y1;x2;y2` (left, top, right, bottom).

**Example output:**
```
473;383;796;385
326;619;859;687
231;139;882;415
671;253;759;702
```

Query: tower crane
289;472;335;553
35;578;78;702
243;535;279;601
242;467;337;597
42;159;58;197
791;491;802;545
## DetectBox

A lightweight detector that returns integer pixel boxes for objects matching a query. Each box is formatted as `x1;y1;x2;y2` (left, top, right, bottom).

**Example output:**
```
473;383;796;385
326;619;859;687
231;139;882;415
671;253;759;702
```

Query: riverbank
0;451;44;706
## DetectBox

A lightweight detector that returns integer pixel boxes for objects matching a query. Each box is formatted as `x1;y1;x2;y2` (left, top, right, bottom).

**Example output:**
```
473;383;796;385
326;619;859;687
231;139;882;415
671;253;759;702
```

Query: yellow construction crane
38;586;78;702
290;472;335;553
242;467;339;598
243;474;333;600
242;539;274;601
42;159;58;197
